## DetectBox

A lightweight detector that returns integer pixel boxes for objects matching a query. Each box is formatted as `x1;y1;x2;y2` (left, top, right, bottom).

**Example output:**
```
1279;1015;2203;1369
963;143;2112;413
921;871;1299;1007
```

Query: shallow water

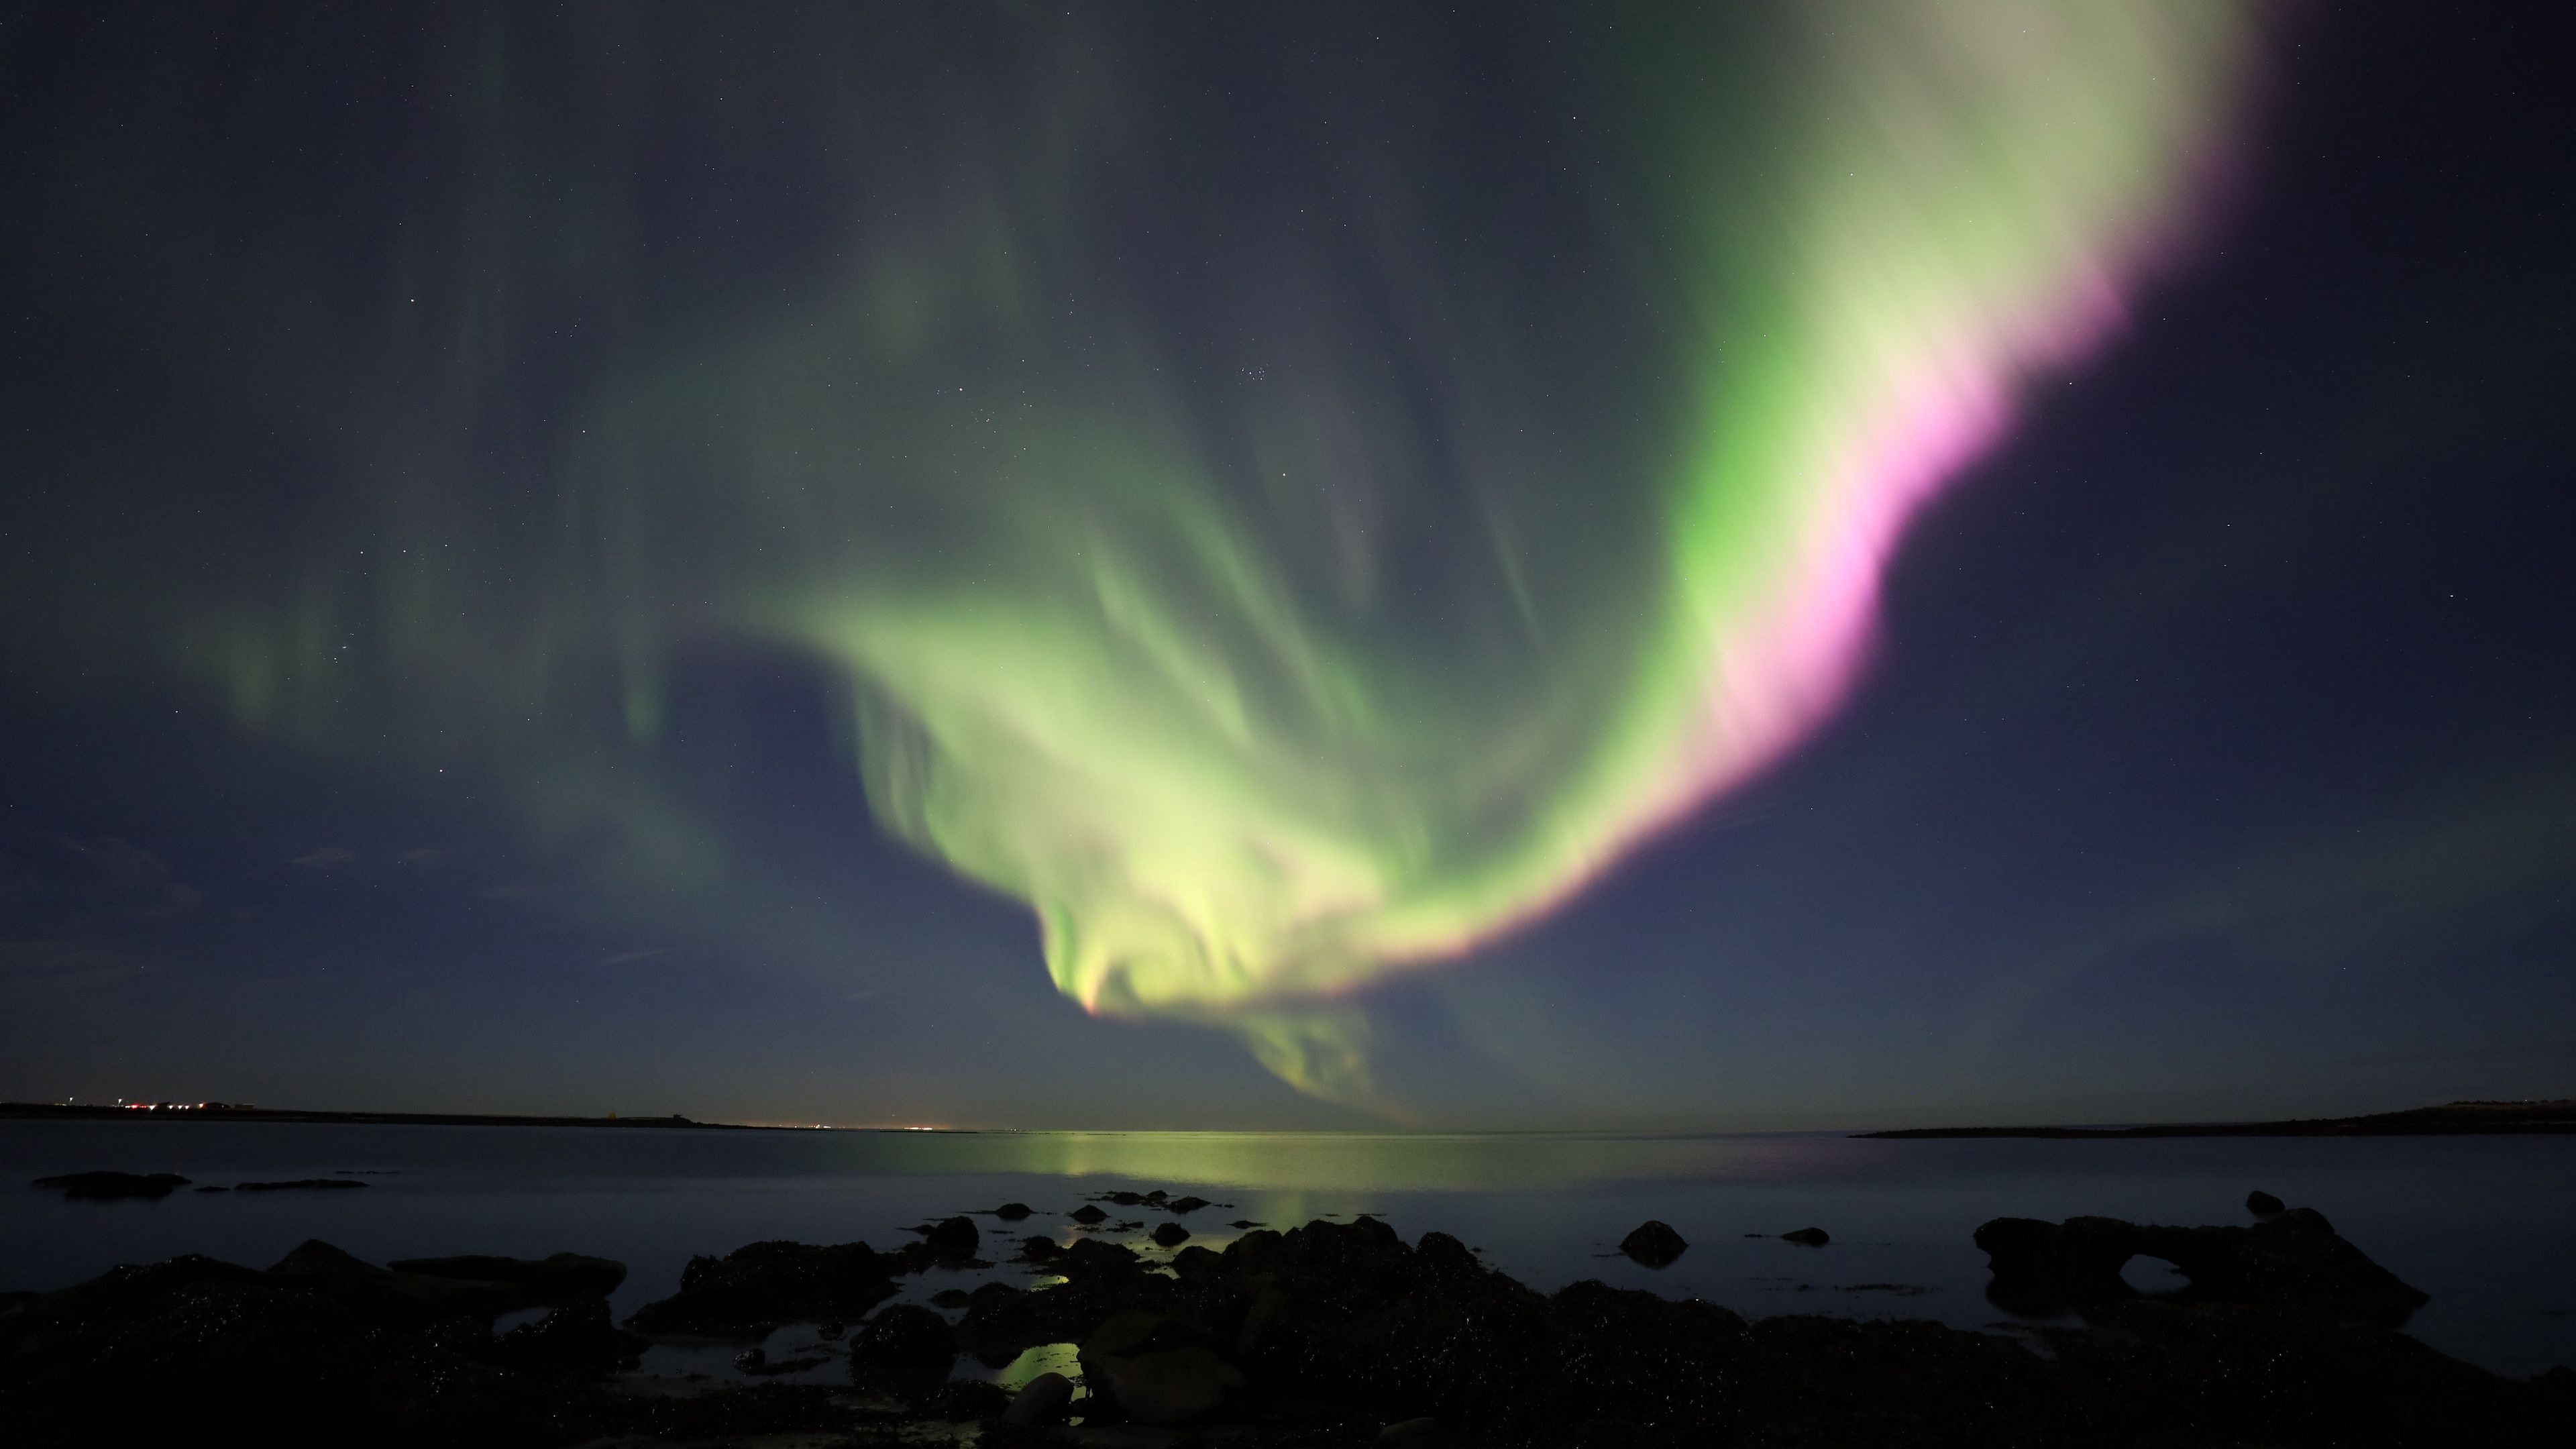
4;1122;2571;1377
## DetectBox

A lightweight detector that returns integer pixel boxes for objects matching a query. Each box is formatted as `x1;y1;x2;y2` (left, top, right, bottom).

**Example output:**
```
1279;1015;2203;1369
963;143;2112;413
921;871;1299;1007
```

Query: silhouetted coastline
1858;1099;2576;1140
0;1102;793;1132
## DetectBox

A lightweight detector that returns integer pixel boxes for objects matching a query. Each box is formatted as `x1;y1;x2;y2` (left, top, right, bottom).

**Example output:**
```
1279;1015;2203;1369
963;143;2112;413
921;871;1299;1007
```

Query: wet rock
1069;1204;1110;1224
388;1252;626;1302
30;1170;191;1199
266;1240;534;1325
816;1319;845;1339
733;1344;826;1377
1618;1220;1689;1268
1095;1345;1247;1425
930;1287;973;1307
1019;1234;1064;1264
1004;1369;1075;1426
1229;1219;1267;1229
1974;1209;2429;1323
490;1299;646;1375
1167;1195;1212;1213
1152;1222;1193;1248
853;1302;956;1364
237;1178;368;1191
994;1201;1033;1220
921;1214;979;1259
625;1239;896;1334
1143;1189;1170;1205
2247;1189;2287;1218
0;1254;553;1446
927;1377;1010;1419
1781;1227;1831;1247
1102;1190;1148;1205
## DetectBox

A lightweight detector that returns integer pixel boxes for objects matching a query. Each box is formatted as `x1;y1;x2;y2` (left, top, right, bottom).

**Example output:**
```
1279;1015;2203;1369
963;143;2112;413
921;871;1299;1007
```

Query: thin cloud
290;847;357;871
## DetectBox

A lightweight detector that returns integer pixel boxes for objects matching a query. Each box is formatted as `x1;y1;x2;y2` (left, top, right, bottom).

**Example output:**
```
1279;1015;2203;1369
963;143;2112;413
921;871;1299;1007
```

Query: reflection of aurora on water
201;4;2263;1104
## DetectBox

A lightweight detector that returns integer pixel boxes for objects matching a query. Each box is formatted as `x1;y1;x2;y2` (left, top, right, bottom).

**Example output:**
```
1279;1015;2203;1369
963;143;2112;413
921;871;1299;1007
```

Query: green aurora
149;3;2266;1104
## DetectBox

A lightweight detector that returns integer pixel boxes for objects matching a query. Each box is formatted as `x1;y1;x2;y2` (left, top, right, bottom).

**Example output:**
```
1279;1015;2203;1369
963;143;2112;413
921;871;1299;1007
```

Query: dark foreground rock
1780;1226;1831;1246
30;1170;191;1199
1976;1205;2431;1323
625;1239;898;1334
6;1211;2571;1448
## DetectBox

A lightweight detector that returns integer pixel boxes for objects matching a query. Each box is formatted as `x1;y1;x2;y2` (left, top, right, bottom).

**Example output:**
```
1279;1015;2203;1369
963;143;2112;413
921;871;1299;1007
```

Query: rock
1782;1227;1831;1247
490;1299;647;1375
1229;1219;1267;1228
926;1377;1010;1419
1167;1195;1212;1214
1004;1369;1076;1426
930;1287;973;1307
265;1240;537;1325
1152;1222;1193;1248
1618;1220;1689;1267
387;1253;627;1302
2247;1189;2286;1218
1102;1190;1148;1205
31;1170;191;1199
994;1201;1033;1220
1092;1346;1246;1425
1380;1416;1472;1447
236;1178;369;1191
1974;1209;2428;1323
920;1214;979;1258
1019;1235;1064;1264
733;1344;827;1377
816;1319;845;1339
852;1303;955;1364
1069;1204;1110;1224
0;1252;553;1445
1143;1189;1170;1204
625;1240;897;1334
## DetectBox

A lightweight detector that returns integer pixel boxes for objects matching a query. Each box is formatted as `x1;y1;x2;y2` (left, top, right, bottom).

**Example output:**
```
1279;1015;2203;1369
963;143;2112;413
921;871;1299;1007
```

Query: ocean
5;1121;2571;1384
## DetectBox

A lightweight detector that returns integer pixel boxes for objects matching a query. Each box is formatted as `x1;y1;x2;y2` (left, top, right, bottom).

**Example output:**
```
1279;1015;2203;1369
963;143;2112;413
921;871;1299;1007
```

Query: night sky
3;3;2571;1130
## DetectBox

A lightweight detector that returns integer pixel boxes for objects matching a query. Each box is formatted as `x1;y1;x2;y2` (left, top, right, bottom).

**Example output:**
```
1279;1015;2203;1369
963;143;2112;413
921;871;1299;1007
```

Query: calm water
5;1122;2572;1379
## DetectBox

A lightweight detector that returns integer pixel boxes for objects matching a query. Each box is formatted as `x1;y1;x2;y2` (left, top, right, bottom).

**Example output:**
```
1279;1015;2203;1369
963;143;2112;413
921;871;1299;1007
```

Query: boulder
1974;1208;2428;1323
993;1201;1033;1220
1152;1222;1193;1248
1781;1227;1831;1247
266;1240;531;1325
1618;1220;1688;1267
237;1178;369;1191
1168;1195;1213;1214
921;1215;979;1259
926;1377;1010;1420
388;1252;626;1302
1004;1369;1075;1426
31;1170;191;1199
1092;1346;1246;1425
625;1240;896;1334
852;1303;955;1364
488;1299;647;1375
1069;1204;1110;1225
2246;1189;2286;1218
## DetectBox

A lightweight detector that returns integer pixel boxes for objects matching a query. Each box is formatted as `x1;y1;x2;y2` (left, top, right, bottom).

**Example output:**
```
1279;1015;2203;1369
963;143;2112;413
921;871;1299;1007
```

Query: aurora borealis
5;3;2575;1127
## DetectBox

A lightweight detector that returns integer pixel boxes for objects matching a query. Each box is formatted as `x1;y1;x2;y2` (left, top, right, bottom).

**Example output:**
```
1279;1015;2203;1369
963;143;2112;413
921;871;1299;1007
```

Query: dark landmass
0;1102;789;1131
1858;1098;2576;1139
30;1171;191;1199
3;1189;2570;1447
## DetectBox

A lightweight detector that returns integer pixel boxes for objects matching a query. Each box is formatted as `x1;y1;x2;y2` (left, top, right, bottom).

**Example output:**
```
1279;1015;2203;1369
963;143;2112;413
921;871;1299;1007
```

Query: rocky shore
4;1184;2570;1447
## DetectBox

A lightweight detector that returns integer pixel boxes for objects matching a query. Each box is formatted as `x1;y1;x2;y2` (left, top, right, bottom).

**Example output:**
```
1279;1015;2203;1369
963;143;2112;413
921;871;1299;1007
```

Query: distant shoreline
1856;1098;2576;1139
0;1102;807;1132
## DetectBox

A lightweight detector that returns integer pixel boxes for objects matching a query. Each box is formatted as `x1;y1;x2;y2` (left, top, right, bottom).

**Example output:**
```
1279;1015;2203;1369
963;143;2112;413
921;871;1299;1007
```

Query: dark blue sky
3;4;2571;1128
